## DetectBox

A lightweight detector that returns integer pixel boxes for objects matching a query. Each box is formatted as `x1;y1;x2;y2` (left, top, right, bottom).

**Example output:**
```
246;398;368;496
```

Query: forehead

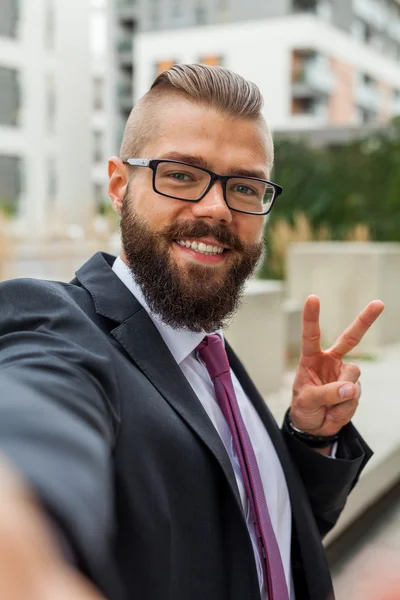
142;98;272;177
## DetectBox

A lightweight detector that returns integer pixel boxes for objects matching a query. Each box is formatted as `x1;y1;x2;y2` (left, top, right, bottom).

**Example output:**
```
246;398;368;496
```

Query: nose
190;180;233;224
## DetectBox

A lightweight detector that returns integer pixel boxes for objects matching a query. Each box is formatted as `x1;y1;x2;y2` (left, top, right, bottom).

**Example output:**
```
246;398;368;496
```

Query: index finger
301;295;322;357
330;300;385;358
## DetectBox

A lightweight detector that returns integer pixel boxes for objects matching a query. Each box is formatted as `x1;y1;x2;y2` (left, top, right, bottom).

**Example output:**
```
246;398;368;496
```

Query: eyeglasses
123;158;283;216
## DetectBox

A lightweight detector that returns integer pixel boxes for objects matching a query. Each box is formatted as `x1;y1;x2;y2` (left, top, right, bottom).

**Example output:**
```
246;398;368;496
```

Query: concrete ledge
225;280;285;395
287;242;400;351
283;299;302;362
0;238;121;281
325;445;400;545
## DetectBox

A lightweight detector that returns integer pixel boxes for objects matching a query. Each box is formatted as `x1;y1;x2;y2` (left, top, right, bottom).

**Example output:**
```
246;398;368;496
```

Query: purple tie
197;335;289;600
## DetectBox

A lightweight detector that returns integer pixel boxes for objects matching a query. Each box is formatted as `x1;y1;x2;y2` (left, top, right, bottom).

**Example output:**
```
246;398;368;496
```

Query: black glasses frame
123;158;283;216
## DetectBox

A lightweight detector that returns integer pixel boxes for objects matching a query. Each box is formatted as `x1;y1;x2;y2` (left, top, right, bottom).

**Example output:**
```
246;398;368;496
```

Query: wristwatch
284;410;340;449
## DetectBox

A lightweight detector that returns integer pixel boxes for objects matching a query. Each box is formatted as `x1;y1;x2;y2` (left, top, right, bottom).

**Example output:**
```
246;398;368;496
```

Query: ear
108;157;129;216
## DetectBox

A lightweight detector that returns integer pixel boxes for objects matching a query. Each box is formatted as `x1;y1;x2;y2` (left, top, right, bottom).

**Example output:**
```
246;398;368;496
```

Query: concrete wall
287;242;400;352
225;280;285;395
0;237;121;282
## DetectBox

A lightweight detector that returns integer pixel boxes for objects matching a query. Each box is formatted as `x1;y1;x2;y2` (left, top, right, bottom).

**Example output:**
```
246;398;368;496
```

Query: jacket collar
75;252;245;515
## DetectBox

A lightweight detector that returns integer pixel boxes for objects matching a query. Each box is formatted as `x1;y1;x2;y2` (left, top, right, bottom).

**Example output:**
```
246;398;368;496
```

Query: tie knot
196;335;230;380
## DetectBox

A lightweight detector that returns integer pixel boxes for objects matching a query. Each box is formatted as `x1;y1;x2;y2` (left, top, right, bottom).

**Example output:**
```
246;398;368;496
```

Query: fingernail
339;384;354;399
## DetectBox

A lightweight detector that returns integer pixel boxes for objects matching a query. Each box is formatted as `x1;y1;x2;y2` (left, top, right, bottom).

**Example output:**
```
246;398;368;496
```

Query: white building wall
55;0;92;229
135;14;400;131
0;0;92;234
90;0;116;206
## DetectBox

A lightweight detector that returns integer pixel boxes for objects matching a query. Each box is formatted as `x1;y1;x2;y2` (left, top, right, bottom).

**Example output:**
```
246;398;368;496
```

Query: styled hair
120;63;270;165
150;63;264;119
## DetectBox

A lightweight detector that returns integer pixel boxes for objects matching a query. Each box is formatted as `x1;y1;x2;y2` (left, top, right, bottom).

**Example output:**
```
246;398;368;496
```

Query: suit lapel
75;253;243;512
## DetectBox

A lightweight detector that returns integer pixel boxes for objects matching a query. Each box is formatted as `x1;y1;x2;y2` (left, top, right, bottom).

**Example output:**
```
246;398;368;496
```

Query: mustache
160;220;245;252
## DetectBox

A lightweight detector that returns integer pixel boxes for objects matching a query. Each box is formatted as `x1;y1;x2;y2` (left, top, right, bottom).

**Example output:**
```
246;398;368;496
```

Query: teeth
176;240;225;255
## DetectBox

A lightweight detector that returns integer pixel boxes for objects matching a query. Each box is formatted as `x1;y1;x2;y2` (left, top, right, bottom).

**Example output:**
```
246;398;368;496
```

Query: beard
120;193;264;332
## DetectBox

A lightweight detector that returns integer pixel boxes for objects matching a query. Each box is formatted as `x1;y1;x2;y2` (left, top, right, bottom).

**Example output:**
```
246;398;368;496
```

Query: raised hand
290;295;384;437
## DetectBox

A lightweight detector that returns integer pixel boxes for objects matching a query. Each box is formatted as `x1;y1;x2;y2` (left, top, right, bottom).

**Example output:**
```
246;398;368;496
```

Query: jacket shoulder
0;277;91;313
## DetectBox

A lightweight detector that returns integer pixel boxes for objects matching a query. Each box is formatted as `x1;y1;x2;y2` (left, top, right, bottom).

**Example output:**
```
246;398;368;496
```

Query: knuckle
346;363;361;380
302;333;320;343
344;332;359;347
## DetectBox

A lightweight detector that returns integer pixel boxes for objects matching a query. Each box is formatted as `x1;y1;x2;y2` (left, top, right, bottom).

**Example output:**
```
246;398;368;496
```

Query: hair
120;63;272;168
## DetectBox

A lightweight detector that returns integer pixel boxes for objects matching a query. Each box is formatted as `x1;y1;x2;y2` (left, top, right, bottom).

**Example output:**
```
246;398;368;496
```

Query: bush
261;119;400;279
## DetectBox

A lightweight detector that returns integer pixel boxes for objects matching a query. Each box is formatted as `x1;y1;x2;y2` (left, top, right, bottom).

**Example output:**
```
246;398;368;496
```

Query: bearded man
0;64;384;600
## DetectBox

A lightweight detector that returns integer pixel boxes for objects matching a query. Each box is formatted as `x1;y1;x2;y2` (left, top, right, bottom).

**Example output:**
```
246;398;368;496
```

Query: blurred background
0;0;399;597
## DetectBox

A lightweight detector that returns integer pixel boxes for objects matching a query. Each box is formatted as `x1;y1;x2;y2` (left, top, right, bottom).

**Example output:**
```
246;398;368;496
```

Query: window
0;0;20;37
155;59;176;76
94;183;105;207
0;67;20;127
93;77;104;111
199;55;223;66
93;131;104;163
46;74;56;133
0;155;22;214
171;0;181;18
195;3;207;25
45;0;56;50
218;0;229;21
292;0;317;12
150;10;159;28
47;157;57;203
316;0;332;21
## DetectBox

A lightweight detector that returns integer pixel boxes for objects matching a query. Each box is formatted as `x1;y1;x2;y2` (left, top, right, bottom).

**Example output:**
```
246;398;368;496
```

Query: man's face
112;98;272;331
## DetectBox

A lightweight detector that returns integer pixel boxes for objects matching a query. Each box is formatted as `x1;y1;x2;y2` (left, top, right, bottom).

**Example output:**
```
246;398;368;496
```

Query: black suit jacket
0;252;372;600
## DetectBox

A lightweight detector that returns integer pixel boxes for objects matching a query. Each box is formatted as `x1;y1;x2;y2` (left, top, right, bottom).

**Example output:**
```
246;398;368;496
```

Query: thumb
297;380;358;411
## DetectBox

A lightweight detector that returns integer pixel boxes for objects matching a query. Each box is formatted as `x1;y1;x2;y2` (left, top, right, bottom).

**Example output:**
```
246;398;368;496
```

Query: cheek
235;215;265;244
136;193;194;228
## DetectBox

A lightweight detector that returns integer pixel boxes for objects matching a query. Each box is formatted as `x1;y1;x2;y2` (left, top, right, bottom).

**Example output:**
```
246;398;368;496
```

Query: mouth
172;238;230;264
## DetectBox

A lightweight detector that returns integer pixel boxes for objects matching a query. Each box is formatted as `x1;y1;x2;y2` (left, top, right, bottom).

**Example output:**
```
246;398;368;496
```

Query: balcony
117;0;139;23
117;35;134;66
354;82;380;113
292;56;336;98
393;96;400;116
117;79;133;111
353;0;388;30
388;19;400;43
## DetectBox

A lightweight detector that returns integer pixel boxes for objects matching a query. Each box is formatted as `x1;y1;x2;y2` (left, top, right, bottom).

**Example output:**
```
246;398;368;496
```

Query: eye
168;171;193;182
231;183;257;196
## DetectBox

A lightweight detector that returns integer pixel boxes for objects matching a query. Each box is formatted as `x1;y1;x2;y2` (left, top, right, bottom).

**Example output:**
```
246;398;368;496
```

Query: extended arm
0;279;121;597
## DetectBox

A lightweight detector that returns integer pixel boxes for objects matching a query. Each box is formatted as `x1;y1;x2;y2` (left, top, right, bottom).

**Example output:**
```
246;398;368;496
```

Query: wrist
285;410;340;449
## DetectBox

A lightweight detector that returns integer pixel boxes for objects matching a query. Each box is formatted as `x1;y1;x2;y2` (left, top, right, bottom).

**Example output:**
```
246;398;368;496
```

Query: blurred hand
290;295;384;437
0;457;104;600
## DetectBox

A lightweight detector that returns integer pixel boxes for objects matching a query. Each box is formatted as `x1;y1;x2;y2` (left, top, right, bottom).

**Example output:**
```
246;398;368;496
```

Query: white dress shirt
113;257;295;599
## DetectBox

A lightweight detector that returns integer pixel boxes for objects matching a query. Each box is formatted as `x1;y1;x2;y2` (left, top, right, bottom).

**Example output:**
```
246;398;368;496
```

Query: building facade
133;1;400;132
0;0;93;233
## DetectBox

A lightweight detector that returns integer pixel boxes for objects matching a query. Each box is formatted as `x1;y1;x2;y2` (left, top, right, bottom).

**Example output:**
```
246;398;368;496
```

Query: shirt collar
112;256;221;365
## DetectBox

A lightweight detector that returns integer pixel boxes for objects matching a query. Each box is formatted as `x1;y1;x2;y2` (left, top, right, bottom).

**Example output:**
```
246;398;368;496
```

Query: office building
0;0;92;232
134;0;400;130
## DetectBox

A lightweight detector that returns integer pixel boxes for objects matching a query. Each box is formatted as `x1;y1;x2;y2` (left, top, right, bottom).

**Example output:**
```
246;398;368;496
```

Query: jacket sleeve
282;417;373;537
0;278;121;592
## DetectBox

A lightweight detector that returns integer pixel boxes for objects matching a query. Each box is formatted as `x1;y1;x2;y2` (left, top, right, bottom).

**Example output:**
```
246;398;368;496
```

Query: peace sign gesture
290;295;385;438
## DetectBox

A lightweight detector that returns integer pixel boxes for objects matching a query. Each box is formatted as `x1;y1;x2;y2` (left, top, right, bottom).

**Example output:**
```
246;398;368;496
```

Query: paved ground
331;495;400;600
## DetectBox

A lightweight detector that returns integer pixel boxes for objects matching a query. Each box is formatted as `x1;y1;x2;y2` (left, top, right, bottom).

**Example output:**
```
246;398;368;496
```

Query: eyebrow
157;152;269;180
